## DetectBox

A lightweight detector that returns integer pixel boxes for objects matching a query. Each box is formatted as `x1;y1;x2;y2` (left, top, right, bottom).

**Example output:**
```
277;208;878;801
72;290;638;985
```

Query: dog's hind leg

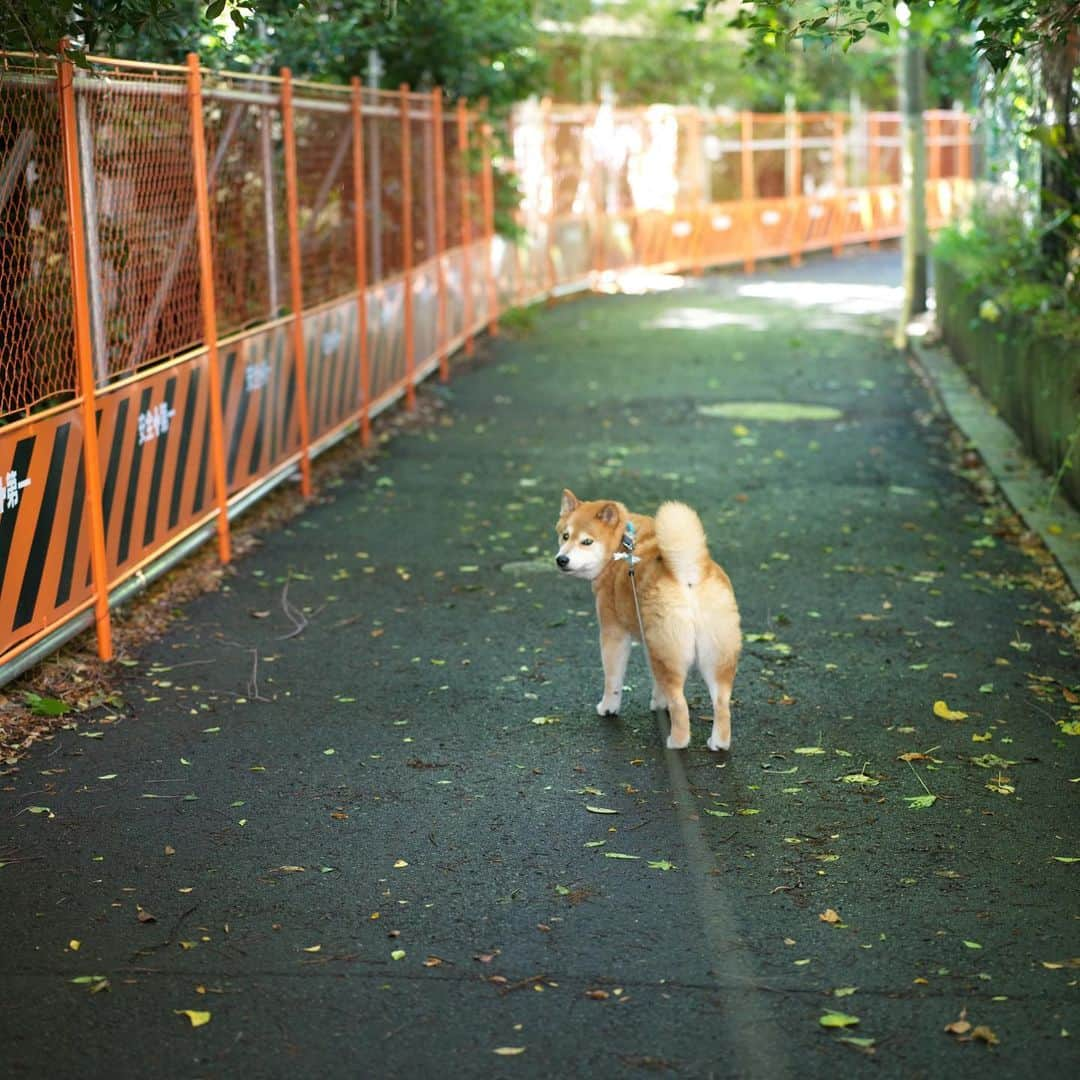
650;656;691;749
705;656;737;752
649;679;668;712
596;629;632;716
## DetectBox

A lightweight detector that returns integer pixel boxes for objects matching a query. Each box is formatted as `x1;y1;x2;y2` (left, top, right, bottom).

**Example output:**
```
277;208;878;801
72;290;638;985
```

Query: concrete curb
908;324;1080;599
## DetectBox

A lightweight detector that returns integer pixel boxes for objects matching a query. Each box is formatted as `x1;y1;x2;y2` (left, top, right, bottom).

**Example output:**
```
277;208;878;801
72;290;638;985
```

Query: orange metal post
788;112;802;268
432;88;450;382
689;108;705;274
479;103;498;338
868;114;880;186
541;97;556;301
350;77;371;445
185;54;232;565
929;112;942;183
831;112;846;257
58;56;113;661
868;114;880;251
958;114;971;180
589;103;604;277
506;108;527;306
281;68;314;496
740;110;755;274
457;98;475;356
399;83;416;410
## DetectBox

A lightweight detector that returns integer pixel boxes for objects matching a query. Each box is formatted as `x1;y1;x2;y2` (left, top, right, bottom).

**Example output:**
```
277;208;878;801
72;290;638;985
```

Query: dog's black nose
556;554;570;570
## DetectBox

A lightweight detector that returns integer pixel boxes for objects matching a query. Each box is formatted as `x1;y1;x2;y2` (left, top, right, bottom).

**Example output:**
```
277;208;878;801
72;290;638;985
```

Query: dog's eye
581;538;594;546
561;532;569;541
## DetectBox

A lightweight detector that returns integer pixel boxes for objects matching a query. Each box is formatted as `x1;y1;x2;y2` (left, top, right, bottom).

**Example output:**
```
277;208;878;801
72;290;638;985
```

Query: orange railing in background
510;102;971;293
0;51;973;678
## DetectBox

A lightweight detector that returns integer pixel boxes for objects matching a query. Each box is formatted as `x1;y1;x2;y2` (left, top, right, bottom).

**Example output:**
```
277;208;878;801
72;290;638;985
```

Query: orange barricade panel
411;260;441;380
305;298;362;443
0;407;94;658
442;249;467;345
749;198;796;260
93;355;214;583
218;325;302;496
367;280;407;410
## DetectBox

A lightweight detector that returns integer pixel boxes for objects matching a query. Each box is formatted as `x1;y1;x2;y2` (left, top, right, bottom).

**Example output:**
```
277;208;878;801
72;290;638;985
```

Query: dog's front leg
596;629;631;716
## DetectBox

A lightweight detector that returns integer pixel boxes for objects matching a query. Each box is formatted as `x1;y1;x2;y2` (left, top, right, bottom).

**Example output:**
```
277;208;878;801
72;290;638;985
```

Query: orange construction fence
0;51;973;679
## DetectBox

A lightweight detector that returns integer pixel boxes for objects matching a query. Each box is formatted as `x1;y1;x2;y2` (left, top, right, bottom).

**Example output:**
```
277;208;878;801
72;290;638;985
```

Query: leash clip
614;521;639;569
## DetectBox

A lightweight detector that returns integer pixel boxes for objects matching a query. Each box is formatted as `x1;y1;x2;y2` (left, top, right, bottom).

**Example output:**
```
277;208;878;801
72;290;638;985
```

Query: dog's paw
596;698;620;717
706;733;731;752
665;732;690;750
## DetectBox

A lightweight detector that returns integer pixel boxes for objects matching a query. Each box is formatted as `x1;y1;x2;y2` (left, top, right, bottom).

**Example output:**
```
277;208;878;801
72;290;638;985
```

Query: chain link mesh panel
702;114;742;203
367;89;404;283
293;86;356;308
751;116;787;198
442;110;463;254
871;114;902;185
202;74;289;336
0;59;76;421
799;115;840;193
77;64;202;381
407;92;434;269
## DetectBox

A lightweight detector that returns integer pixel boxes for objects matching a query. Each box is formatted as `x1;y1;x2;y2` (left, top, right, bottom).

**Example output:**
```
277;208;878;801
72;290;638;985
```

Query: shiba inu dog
555;490;741;751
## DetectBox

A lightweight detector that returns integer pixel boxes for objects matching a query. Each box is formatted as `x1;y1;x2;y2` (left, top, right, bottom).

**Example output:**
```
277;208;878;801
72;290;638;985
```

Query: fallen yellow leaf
493;1047;526;1056
944;1009;970;1037
174;1009;211;1028
933;700;968;721
68;939;80;951
819;908;842;924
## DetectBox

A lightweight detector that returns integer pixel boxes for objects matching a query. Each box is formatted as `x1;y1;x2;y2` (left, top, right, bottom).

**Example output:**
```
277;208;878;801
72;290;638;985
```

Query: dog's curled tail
654;501;709;586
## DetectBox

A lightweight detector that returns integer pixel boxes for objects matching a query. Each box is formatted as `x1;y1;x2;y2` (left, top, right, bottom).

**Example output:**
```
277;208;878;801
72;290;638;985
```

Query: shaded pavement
3;250;1078;1078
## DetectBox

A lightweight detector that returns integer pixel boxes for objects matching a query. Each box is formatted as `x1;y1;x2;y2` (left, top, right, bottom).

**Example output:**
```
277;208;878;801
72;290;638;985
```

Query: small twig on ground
498;973;549;995
278;580;310;640
245;648;271;702
132;904;199;959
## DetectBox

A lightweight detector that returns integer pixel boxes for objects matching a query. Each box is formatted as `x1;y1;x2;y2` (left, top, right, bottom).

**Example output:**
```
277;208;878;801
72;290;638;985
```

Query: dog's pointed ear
560;489;579;515
596;502;620;526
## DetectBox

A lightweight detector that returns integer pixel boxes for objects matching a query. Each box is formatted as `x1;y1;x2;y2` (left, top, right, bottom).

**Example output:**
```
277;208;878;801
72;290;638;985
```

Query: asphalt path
2;250;1078;1078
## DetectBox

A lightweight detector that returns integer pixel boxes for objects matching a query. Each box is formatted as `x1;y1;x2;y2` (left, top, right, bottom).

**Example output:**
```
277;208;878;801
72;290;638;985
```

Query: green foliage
497;303;538;337
217;2;543;112
2;2;543;113
935;204;1080;345
0;0;218;59
539;0;899;109
23;692;71;717
685;0;1077;72
703;0;893;55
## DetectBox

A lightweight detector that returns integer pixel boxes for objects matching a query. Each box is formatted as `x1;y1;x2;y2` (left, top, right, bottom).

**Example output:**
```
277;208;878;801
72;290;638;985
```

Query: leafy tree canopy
0;1;543;110
220;1;543;108
684;1;1079;72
